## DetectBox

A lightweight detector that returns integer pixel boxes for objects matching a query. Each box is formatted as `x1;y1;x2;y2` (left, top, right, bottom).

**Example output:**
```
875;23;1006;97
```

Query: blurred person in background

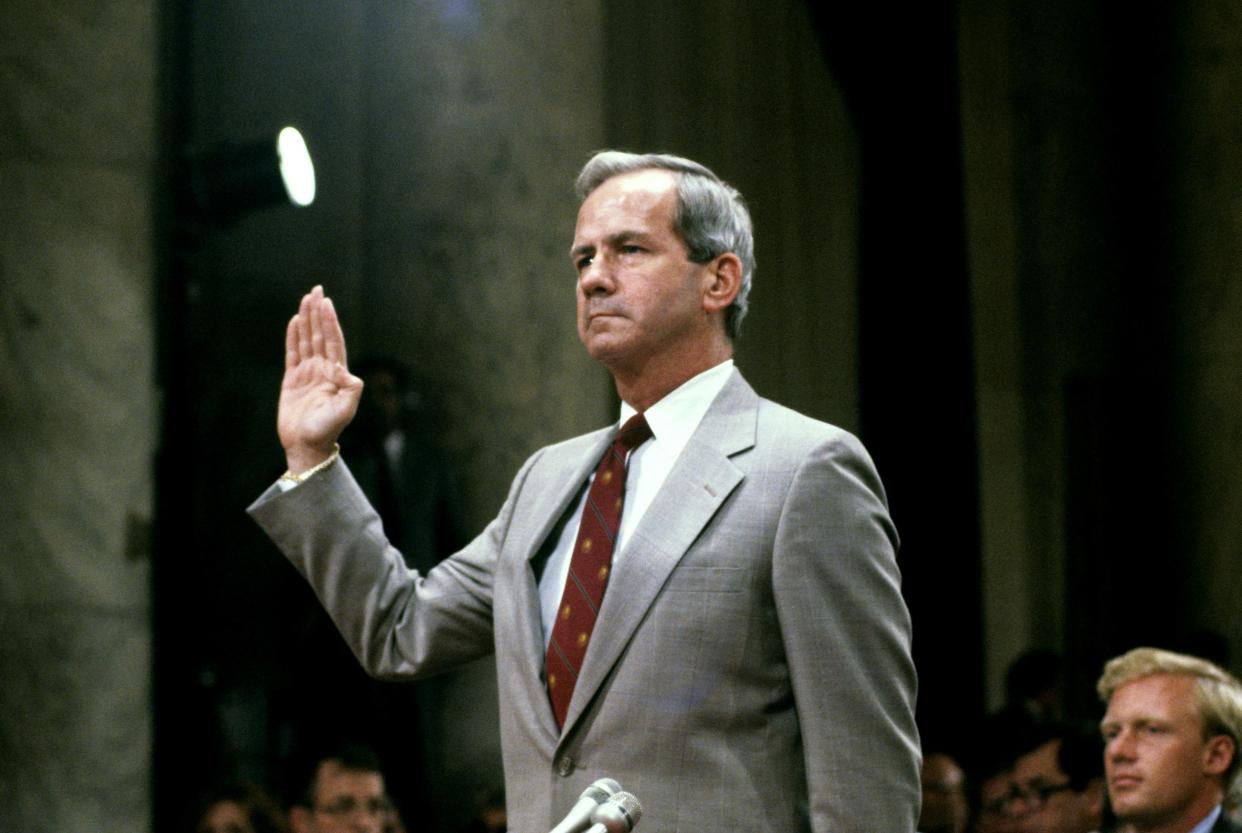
193;781;288;833
287;741;397;833
920;750;970;833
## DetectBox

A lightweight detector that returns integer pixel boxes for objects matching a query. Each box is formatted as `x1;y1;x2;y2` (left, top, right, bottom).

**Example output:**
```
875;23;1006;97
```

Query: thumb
332;361;364;392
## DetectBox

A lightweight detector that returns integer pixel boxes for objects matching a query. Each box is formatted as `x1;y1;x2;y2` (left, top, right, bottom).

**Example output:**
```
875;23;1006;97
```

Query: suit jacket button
555;756;575;777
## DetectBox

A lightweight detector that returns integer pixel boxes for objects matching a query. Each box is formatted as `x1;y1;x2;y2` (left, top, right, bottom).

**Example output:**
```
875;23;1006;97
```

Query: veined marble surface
0;0;155;160
1;1;156;831
0;609;151;832
0;162;154;610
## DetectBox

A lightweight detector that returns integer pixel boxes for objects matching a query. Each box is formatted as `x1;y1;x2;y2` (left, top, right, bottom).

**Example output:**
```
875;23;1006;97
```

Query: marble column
0;2;157;832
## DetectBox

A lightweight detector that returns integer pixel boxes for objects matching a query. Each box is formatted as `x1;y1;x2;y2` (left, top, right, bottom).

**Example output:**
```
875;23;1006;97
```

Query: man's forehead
578;169;677;218
980;770;1014;797
922;753;964;783
316;760;384;795
1014;738;1064;777
1105;673;1199;720
595;167;678;195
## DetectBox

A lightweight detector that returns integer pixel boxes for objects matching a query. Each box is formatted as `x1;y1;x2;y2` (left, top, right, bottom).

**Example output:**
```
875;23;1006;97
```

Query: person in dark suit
343;355;465;572
1098;647;1242;833
972;720;1104;833
249;151;920;832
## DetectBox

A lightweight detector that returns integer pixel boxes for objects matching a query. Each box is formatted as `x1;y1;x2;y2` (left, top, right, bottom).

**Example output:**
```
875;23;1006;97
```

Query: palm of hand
278;354;361;451
276;287;362;470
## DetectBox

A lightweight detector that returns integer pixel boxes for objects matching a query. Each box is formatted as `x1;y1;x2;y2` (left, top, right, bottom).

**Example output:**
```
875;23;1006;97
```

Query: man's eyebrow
1101;716;1161;729
607;229;650;245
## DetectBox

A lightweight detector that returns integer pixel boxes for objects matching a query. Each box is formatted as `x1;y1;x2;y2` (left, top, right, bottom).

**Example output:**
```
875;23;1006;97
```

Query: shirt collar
618;359;734;446
1189;805;1222;833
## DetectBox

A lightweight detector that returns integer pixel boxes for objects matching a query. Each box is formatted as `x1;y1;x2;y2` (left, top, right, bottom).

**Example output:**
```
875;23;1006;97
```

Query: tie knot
615;413;653;452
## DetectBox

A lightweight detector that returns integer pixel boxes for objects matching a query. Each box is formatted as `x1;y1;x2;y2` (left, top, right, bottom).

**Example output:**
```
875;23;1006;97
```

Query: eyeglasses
981;781;1075;817
314;797;393;818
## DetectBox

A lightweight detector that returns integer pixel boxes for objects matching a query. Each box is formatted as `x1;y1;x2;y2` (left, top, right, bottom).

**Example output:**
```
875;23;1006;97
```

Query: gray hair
1099;647;1242;800
575;151;755;340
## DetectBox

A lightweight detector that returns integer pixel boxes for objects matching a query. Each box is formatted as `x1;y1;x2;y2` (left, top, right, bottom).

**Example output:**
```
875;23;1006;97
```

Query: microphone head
582;777;622;803
548;778;625;833
590;791;643;833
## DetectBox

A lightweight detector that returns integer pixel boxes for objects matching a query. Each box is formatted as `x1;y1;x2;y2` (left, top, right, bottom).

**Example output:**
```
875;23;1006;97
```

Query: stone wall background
1;2;157;832
7;1;1242;830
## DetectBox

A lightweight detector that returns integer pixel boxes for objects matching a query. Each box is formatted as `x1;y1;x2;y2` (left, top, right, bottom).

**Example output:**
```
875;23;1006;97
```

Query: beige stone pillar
0;3;157;832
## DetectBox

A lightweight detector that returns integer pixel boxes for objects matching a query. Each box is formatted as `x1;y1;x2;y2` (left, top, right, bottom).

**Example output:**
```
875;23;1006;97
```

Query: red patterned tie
545;413;653;728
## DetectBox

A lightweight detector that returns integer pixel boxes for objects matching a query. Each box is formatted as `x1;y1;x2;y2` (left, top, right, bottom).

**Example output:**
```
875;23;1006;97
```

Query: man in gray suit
250;152;920;832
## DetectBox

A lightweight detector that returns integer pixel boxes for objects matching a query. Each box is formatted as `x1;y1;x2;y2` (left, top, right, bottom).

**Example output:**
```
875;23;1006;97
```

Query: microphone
585;791;642;833
547;778;623;833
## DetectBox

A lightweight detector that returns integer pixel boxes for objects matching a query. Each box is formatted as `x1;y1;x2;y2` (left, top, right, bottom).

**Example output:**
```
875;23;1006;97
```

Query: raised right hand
277;285;364;473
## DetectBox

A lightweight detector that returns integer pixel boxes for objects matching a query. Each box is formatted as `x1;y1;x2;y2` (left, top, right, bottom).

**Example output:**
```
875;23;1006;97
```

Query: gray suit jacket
250;370;920;832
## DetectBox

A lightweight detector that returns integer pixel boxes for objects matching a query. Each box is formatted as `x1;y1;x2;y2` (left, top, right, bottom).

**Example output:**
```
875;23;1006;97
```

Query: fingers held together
286;285;350;368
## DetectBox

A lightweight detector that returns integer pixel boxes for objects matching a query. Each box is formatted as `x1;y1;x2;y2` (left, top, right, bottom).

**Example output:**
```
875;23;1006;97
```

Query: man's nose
579;258;614;295
1108;729;1137;759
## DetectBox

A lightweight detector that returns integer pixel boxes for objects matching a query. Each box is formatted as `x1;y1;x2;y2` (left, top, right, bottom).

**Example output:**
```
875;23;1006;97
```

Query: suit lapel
561;371;759;734
516;428;614;569
506;427;615;740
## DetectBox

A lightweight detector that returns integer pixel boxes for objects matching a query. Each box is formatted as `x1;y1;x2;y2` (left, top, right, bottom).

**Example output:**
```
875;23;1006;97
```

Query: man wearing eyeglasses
288;742;397;833
1006;725;1104;833
974;722;1104;833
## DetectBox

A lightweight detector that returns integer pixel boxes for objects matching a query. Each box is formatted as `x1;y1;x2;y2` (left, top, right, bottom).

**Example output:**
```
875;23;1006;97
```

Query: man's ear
1204;734;1236;777
700;253;742;315
289;805;313;833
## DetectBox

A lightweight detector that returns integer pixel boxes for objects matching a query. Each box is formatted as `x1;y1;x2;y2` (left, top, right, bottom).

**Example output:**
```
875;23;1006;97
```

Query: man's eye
620;245;643;254
576;256;593;270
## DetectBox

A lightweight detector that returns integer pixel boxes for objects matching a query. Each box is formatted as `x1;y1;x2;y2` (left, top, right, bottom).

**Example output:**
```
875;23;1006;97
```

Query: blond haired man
1098;647;1242;833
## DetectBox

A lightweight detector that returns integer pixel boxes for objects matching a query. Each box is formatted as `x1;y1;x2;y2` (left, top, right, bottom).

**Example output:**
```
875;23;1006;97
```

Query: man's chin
582;332;631;364
1108;793;1149;821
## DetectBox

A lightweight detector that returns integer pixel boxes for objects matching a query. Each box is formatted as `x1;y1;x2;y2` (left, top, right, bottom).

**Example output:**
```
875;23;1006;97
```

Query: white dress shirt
537;359;735;647
1189;805;1222;833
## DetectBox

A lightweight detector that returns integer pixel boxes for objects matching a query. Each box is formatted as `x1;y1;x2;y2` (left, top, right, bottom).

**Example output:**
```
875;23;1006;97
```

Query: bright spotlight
185;126;317;226
277;127;315;207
